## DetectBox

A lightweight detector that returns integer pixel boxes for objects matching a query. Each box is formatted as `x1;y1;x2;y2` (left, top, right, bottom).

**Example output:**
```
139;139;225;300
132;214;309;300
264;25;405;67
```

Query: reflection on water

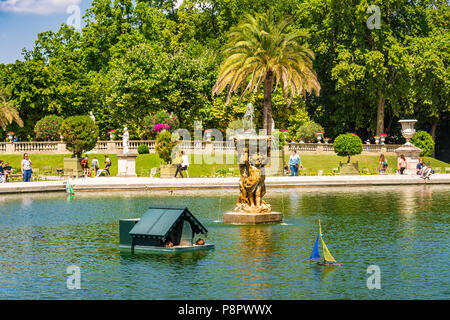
0;185;449;299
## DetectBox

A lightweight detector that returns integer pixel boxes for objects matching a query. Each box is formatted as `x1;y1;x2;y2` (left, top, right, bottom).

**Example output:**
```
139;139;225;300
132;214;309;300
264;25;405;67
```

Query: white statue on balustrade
89;111;95;123
122;127;129;154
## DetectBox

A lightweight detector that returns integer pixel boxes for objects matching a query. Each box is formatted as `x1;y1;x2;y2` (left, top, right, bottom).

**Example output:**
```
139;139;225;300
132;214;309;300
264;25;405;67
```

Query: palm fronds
0;88;24;130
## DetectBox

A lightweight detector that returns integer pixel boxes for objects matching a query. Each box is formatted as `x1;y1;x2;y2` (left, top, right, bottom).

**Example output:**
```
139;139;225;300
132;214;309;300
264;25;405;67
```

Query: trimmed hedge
60;116;99;158
137;144;150;154
411;130;435;156
333;133;363;163
155;131;179;164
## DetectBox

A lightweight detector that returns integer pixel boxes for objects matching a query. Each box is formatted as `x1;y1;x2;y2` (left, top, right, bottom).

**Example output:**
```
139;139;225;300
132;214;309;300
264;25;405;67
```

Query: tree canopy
0;0;447;156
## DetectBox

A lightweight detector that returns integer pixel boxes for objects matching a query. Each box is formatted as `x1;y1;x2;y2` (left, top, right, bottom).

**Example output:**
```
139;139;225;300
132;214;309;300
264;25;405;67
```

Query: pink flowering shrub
143;110;179;138
153;123;170;132
34;115;63;141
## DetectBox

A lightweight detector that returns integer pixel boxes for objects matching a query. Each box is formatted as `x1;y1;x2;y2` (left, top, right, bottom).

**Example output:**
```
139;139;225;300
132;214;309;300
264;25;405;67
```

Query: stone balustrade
0;140;402;155
287;142;401;155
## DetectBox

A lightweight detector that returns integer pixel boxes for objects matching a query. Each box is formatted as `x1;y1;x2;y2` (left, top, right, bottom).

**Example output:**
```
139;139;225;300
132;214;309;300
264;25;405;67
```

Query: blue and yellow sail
310;219;336;263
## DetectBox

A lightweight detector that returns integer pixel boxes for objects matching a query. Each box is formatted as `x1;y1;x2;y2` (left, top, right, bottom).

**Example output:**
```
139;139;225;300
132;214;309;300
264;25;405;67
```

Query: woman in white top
21;153;32;182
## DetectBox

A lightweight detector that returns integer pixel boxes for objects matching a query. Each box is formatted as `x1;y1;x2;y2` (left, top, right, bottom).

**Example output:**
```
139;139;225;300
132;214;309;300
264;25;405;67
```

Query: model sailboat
310;219;342;266
65;180;74;195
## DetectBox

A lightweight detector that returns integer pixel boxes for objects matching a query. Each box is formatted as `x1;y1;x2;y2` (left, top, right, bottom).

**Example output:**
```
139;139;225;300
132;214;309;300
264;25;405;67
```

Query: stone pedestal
117;153;137;177
395;142;422;175
339;162;359;175
64;157;83;177
223;211;283;225
160;164;177;178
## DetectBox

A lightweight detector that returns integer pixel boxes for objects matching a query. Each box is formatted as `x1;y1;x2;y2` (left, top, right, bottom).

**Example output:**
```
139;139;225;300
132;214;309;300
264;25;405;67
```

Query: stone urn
374;136;380;144
108;130;116;140
399;119;417;143
316;131;323;143
395;119;421;175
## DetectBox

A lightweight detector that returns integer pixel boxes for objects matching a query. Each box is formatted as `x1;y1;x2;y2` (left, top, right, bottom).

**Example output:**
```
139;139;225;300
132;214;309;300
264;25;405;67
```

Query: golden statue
234;136;271;213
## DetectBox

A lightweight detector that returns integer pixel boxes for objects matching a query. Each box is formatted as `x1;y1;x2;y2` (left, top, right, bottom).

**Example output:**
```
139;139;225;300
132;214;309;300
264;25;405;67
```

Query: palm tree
212;12;321;135
0;88;23;130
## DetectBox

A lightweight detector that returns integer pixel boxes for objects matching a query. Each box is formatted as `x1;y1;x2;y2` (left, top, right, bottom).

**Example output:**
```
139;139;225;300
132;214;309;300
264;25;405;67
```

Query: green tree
333;133;363;163
296;0;426;136
60;116;99;158
212;12;320;135
296;122;323;143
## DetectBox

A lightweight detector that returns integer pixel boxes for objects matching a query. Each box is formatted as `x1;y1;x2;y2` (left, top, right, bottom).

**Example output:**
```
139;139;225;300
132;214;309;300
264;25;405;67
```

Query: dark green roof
129;205;208;239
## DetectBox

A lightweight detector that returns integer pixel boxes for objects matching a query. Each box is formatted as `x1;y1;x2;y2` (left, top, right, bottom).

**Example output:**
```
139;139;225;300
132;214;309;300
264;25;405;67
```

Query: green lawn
0;153;448;177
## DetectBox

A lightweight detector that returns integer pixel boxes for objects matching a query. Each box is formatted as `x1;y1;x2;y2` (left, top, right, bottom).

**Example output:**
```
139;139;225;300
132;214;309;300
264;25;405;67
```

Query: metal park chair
56;168;64;178
42;166;53;176
332;168;340;176
150;167;158;178
445;167;450;174
360;168;370;175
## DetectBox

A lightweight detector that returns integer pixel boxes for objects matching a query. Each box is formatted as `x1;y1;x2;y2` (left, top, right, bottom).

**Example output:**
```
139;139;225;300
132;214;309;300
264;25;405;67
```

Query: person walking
91;157;99;176
81;156;89;177
397;154;407;175
289;150;301;176
174;151;189;178
378;153;388;175
21;153;32;182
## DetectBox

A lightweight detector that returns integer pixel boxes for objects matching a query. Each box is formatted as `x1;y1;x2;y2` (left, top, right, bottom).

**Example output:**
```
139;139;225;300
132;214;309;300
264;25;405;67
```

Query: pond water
0;185;448;300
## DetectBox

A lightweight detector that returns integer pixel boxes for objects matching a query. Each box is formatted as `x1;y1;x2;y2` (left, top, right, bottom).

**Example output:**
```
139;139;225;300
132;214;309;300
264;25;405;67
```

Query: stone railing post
5;142;14;154
317;144;324;154
107;141;116;153
57;142;67;153
204;141;213;155
381;146;387;154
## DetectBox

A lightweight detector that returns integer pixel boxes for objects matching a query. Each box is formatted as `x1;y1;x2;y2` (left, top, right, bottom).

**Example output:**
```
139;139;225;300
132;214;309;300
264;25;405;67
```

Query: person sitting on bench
2;162;12;182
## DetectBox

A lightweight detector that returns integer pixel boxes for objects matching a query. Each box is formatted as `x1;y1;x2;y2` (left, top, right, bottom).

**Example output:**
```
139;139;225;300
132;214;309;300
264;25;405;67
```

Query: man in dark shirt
3;162;12;181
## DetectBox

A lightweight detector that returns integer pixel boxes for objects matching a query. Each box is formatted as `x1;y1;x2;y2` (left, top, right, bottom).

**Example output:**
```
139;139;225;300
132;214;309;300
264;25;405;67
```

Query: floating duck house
119;205;214;252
